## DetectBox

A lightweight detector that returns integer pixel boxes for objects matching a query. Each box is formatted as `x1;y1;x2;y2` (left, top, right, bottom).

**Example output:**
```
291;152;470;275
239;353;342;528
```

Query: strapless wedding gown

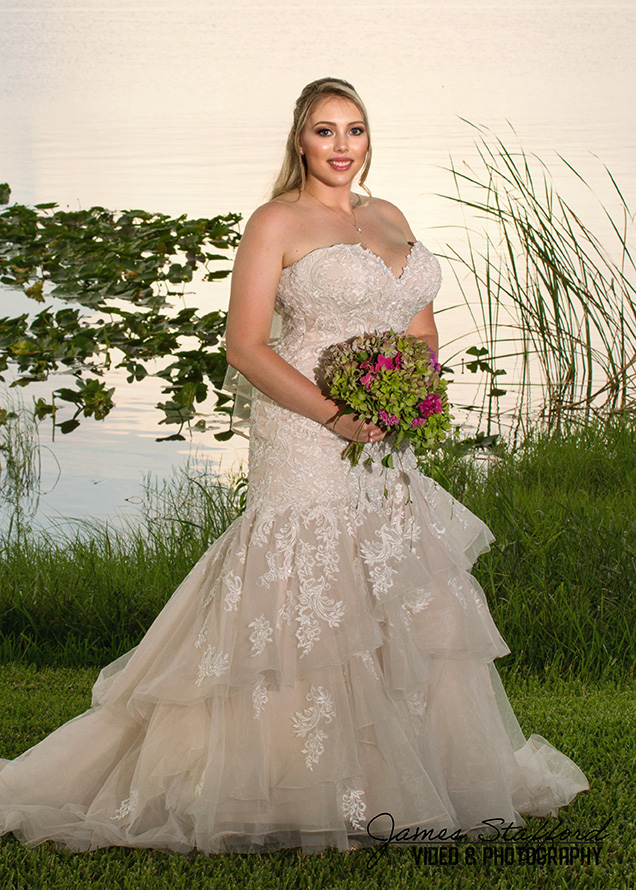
0;241;588;855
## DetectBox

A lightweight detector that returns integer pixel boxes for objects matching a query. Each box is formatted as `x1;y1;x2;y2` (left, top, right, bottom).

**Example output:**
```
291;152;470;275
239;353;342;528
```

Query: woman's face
298;95;369;189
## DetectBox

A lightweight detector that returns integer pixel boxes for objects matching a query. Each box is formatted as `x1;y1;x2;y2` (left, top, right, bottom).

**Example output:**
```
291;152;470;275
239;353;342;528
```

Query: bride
0;77;588;855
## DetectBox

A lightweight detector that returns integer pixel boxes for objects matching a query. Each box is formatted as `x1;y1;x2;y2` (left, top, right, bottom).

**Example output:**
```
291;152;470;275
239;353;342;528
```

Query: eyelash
315;127;365;137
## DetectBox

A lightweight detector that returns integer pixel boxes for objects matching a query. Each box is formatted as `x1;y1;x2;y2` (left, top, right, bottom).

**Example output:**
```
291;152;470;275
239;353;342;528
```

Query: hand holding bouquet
322;329;452;468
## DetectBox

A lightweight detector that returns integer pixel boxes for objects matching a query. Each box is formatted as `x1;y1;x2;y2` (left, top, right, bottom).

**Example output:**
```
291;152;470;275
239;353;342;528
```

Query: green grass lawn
2;420;635;886
1;665;634;889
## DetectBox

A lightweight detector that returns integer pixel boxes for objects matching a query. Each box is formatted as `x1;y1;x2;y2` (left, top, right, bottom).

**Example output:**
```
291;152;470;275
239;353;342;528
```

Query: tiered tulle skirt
0;454;588;854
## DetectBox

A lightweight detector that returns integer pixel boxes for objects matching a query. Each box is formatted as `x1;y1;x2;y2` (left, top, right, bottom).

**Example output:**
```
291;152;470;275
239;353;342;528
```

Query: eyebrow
312;120;365;126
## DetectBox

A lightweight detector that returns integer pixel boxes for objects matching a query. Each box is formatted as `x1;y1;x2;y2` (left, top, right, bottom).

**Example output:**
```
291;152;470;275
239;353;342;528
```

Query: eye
350;127;365;136
316;127;333;137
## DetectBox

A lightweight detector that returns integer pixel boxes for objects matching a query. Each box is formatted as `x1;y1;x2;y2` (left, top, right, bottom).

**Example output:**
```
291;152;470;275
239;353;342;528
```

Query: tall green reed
441;122;636;434
0;390;51;541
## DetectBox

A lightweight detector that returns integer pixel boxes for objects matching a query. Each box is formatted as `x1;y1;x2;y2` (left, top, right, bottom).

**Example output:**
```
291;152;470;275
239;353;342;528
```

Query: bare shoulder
235;195;301;263
243;195;300;237
365;197;416;239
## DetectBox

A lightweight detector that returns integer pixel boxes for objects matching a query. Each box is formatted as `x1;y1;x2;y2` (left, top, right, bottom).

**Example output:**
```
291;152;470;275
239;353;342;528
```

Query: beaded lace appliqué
248;615;273;656
111;790;138;822
341;787;367;831
195;645;230;686
252;680;269;718
290;685;336;770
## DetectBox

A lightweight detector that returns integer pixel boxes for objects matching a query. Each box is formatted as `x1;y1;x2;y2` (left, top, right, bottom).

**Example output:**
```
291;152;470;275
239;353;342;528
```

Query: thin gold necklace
306;190;362;233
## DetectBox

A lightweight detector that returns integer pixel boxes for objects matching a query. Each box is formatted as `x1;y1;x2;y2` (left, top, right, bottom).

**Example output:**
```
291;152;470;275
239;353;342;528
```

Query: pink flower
375;354;395;371
410;417;427;428
418;393;443;418
379;409;400;426
360;372;376;389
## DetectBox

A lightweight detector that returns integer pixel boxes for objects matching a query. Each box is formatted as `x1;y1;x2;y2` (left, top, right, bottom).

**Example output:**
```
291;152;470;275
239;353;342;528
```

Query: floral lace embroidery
111;790;138;822
295;575;345;657
252;680;269;718
194;623;208;649
354;650;380;679
360;524;406;596
248;615;273;656
449;575;468;609
195;645;230;686
291;685;335;770
402;588;434;626
341;787;367;830
256;508;346;657
223;570;243;611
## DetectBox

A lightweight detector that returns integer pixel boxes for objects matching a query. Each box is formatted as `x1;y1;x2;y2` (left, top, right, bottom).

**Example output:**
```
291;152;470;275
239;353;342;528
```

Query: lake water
1;0;635;528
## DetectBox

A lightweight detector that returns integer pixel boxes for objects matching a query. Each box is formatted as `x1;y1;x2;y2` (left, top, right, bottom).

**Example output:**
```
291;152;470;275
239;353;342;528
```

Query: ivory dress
0;240;588;854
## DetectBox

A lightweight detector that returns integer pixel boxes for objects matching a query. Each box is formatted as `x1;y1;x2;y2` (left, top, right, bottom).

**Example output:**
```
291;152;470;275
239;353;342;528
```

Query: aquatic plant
0;195;241;439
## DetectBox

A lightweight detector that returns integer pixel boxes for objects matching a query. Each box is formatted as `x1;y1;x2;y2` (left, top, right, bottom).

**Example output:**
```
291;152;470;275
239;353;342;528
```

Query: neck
304;177;354;211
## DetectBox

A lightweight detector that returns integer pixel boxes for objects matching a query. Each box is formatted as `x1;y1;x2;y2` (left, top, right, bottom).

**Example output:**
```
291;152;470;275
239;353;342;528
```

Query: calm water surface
1;0;634;526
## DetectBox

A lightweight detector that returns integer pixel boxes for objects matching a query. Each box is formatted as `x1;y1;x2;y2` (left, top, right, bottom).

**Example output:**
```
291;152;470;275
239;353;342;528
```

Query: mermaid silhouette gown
0;241;588;854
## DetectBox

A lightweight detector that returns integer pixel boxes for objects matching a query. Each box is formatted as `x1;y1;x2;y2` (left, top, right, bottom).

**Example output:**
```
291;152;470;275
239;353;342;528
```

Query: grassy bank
0;418;635;678
1;666;633;888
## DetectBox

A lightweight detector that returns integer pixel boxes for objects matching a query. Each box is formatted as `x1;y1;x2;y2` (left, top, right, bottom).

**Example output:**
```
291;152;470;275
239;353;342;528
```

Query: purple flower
429;351;442;375
418;393;443;418
410;417;427;428
360;372;376;389
379;409;400;426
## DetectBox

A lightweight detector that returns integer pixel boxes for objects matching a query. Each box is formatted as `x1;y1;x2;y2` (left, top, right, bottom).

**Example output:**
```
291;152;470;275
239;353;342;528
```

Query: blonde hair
270;77;372;200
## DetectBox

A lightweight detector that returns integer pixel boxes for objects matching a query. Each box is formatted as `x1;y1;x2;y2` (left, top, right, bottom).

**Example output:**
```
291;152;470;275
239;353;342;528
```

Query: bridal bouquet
322;329;452;468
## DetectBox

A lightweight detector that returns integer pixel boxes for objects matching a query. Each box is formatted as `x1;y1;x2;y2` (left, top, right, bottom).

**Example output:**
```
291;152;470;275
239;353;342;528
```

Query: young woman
0;77;588;855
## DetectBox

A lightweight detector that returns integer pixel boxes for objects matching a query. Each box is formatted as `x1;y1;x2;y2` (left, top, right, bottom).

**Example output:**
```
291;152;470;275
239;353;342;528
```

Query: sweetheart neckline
281;240;423;283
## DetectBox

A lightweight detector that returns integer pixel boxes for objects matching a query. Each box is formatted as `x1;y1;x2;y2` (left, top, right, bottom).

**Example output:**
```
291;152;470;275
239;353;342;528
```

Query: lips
328;158;354;170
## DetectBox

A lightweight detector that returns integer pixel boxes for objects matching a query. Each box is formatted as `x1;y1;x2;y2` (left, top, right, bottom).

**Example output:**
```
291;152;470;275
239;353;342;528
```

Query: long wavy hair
270;77;372;200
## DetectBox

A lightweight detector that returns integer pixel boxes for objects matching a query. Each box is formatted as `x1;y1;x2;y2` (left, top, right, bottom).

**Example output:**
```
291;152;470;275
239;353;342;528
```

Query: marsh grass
441;123;636;432
0;462;246;666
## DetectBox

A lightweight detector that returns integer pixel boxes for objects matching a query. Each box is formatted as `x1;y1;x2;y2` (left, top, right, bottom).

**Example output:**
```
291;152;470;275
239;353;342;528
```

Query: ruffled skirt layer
0;470;588;854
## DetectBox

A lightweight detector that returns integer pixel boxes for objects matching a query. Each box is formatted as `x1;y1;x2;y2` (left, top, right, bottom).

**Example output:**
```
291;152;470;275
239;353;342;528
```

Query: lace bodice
274;240;441;381
244;239;444;516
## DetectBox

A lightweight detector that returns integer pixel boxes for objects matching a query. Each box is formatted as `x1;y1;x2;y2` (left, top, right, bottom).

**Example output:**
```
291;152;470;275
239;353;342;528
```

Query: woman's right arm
223;203;386;443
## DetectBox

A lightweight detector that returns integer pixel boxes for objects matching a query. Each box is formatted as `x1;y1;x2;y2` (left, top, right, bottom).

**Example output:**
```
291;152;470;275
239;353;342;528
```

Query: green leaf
58;418;80;434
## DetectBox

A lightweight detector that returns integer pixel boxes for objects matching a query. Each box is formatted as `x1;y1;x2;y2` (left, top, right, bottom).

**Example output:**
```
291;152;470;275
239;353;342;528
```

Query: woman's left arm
406;302;439;356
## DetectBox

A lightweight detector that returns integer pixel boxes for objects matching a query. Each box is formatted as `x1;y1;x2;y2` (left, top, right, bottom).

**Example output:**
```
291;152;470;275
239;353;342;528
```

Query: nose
334;130;349;152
